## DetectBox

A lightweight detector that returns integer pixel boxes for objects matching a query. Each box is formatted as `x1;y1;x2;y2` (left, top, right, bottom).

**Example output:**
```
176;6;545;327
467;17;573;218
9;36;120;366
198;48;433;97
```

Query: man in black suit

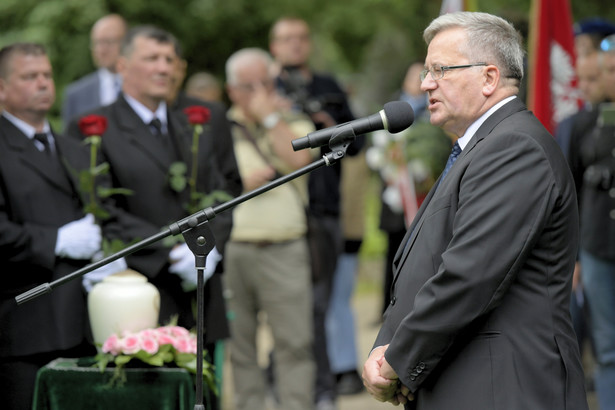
64;26;241;357
0;43;123;410
363;12;588;409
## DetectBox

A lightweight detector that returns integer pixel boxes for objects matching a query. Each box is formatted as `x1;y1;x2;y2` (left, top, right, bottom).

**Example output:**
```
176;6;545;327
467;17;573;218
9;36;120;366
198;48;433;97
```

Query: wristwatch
262;112;281;129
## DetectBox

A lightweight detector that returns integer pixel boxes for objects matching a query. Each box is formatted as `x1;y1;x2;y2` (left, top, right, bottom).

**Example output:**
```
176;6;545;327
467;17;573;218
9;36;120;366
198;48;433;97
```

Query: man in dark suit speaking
362;12;589;410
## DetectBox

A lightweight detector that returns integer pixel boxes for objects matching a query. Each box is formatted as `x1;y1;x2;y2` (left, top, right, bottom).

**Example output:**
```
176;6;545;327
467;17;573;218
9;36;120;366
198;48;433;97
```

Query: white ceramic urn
87;269;160;346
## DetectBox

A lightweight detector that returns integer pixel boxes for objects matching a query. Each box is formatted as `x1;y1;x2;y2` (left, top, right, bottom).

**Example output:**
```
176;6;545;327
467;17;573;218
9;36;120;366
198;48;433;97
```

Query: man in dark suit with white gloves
64;26;241;357
363;12;589;410
0;42;127;410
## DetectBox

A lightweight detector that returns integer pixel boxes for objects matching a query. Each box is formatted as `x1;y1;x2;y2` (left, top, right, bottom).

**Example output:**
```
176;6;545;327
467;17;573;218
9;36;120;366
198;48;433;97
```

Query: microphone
292;101;414;151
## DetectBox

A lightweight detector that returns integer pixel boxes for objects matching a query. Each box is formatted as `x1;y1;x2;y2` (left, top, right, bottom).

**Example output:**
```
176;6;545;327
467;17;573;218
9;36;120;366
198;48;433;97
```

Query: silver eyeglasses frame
420;63;488;82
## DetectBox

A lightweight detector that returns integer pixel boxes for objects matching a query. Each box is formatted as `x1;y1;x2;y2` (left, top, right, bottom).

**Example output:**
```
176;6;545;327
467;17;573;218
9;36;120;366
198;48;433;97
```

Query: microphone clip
322;126;354;166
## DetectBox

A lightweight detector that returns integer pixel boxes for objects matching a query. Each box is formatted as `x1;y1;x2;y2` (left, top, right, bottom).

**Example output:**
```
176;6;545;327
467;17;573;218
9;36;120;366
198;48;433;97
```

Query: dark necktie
441;141;462;181
149;118;163;136
401;141;462;257
33;133;51;155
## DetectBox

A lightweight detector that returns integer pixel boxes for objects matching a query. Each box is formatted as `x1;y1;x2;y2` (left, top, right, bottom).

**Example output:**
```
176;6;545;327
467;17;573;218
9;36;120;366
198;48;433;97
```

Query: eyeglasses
233;79;274;93
420;63;488;82
90;38;123;48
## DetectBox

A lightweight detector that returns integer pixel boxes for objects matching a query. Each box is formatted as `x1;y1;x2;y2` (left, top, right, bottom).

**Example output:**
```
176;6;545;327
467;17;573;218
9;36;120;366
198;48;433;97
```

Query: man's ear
482;65;500;96
0;79;7;103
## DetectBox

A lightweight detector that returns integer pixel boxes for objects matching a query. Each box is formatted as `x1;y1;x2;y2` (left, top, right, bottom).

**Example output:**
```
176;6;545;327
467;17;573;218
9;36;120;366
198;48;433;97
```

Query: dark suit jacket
567;104;615;261
170;92;243;200
64;94;241;341
375;98;588;410
0;117;93;357
62;71;102;127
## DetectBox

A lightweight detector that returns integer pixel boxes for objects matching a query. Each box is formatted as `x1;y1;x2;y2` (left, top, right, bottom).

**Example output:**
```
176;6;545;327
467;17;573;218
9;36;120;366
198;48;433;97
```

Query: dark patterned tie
441;141;462;181
149;118;163;136
33;133;51;155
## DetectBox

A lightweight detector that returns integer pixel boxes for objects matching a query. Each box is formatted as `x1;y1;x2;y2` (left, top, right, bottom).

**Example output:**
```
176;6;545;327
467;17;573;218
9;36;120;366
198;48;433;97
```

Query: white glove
55;214;102;260
82;254;128;292
169;244;221;291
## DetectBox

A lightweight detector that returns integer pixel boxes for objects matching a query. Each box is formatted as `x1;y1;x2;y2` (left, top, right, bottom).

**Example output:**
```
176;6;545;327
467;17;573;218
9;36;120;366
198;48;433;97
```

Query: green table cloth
33;357;199;410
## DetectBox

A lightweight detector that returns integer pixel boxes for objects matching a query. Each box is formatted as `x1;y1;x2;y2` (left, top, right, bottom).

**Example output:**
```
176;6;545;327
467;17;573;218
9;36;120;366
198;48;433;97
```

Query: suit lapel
113;96;178;171
391;98;527;279
1;118;75;196
167;108;191;164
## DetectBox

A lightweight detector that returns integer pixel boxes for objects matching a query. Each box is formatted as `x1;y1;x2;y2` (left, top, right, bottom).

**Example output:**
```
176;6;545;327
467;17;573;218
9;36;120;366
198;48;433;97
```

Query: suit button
390;296;396;305
410;376;416;381
419;362;426;369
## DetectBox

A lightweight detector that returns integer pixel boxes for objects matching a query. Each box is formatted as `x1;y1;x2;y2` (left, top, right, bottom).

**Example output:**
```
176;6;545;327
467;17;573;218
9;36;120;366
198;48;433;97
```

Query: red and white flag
528;0;582;134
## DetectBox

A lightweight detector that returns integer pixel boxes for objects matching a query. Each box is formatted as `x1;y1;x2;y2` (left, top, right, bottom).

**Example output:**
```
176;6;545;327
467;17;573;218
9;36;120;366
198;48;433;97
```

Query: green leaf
169;161;188;175
114;355;132;366
92;162;110;176
97;186;134;198
169;175;187;192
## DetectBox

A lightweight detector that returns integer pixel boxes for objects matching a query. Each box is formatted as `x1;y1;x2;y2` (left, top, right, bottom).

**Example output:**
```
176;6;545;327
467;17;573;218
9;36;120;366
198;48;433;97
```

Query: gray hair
424;12;524;81
121;25;181;58
225;48;273;85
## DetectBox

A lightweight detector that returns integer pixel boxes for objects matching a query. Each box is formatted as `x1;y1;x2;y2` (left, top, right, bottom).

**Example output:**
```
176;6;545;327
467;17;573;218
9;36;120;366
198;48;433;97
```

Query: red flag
528;0;582;134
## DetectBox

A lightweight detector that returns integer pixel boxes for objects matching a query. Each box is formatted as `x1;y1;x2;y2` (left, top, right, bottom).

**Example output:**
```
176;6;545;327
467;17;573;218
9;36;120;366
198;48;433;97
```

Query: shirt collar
124;94;168;128
1;111;51;140
456;96;516;150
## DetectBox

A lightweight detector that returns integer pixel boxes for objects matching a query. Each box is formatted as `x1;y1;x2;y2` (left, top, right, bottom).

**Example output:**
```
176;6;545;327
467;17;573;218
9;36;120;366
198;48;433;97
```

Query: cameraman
567;34;615;410
270;16;364;410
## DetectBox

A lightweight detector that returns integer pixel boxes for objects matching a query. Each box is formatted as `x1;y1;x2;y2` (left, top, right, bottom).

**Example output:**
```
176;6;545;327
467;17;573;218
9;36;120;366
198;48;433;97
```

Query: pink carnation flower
140;335;159;354
168;326;190;338
155;328;176;346
121;334;141;355
102;333;121;355
172;335;194;354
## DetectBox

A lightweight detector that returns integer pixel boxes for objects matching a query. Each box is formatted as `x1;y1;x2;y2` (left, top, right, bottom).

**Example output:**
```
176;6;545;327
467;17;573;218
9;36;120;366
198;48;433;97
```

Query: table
33;357;200;410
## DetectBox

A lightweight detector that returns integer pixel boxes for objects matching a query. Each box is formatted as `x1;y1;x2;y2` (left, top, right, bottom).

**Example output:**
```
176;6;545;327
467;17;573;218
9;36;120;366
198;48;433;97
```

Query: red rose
78;115;108;136
183;106;211;125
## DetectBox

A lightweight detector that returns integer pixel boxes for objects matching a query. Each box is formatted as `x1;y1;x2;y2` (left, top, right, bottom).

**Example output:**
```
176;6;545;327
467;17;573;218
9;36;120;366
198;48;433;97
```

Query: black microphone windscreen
383;101;415;133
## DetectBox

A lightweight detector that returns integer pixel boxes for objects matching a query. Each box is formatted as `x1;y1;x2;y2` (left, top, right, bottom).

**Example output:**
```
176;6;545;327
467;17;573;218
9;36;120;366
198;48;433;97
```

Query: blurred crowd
1;10;615;410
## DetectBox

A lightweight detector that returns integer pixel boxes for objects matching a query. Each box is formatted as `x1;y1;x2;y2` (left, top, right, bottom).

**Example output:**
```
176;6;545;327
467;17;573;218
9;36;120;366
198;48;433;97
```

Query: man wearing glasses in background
363;11;588;410
62;14;127;126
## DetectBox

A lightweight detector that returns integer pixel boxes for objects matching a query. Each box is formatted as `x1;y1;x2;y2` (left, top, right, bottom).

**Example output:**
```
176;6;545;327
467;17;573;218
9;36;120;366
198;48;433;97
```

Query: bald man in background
62;14;127;126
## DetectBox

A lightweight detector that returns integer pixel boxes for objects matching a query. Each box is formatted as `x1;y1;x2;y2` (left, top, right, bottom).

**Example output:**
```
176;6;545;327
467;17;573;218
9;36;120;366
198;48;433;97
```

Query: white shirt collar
2;111;54;152
456;96;516;150
123;94;168;132
2;111;51;139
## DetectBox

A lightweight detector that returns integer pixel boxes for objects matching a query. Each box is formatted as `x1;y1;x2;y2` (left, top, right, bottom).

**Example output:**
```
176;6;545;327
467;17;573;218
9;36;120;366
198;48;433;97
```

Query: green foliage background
3;0;614;126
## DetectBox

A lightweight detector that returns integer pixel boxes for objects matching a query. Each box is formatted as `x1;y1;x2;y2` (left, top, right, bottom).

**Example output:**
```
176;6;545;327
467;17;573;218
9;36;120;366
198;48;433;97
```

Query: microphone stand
16;130;354;410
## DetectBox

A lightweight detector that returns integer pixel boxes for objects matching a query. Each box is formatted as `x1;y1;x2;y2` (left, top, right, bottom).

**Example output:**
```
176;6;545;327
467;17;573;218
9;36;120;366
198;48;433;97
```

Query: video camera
277;66;344;115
